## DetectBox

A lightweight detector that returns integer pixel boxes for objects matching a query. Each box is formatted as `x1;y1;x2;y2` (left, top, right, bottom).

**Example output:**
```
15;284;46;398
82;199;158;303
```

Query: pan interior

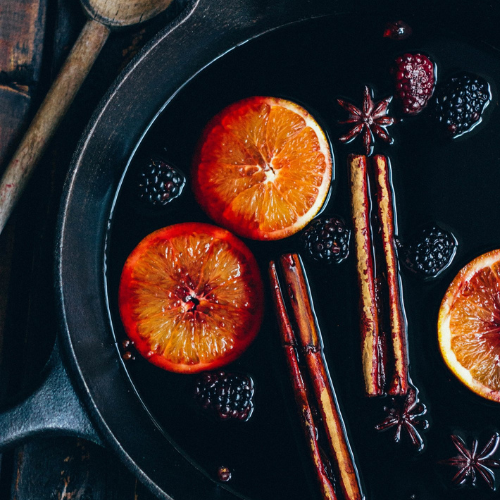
105;12;500;500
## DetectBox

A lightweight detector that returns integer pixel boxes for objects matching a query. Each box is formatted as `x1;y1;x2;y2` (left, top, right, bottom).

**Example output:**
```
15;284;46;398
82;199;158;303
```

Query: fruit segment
348;154;384;396
373;155;409;395
439;249;500;402
192;96;332;240
118;223;264;373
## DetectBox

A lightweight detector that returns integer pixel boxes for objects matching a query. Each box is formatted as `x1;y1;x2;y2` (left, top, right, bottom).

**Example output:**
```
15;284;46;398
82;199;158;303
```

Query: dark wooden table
0;1;185;498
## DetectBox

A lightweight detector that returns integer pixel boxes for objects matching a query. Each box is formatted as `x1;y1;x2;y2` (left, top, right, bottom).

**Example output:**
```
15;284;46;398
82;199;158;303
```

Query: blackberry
195;371;255;422
301;217;350;264
137;159;185;207
434;72;490;137
401;224;457;278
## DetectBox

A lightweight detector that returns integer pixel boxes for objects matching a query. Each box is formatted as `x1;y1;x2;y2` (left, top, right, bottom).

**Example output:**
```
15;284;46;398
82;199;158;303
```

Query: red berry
217;466;232;482
383;20;412;41
392;53;435;115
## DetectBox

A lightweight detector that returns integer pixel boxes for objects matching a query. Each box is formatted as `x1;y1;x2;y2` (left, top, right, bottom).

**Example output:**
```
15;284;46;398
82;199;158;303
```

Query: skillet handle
0;340;102;450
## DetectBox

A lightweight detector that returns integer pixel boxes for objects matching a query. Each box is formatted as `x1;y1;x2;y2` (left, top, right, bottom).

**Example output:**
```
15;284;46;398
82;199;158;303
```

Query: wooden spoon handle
0;18;110;233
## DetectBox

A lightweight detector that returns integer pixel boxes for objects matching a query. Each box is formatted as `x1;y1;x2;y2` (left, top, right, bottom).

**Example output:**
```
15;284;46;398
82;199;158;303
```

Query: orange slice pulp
192;96;333;240
438;249;500;402
118;222;264;373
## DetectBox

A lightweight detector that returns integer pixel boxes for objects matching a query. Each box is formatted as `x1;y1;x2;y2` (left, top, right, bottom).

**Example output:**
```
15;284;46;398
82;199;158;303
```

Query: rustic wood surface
0;0;185;498
0;18;110;234
0;0;177;235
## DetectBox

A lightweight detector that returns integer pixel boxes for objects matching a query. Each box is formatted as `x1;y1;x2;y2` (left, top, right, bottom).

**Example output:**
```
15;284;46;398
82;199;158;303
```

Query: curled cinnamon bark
269;262;338;500
278;253;363;500
348;154;384;396
349;154;410;397
372;155;409;395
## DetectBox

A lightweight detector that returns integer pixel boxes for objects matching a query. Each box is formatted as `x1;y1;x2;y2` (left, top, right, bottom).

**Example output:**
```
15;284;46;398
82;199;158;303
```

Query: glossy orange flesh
449;263;500;389
118;223;264;373
439;249;500;402
192;96;332;240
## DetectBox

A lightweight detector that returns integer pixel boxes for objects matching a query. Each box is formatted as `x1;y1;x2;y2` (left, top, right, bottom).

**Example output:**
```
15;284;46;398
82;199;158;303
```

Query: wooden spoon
0;0;174;233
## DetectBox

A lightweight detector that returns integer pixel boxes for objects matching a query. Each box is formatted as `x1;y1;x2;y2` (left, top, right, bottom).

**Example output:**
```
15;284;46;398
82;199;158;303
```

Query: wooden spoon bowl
82;0;174;28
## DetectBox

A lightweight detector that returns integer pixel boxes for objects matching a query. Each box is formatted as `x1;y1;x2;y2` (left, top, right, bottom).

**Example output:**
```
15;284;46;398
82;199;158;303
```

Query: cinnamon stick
278;253;363;500
269;262;338;500
372;155;409;395
348;154;384;396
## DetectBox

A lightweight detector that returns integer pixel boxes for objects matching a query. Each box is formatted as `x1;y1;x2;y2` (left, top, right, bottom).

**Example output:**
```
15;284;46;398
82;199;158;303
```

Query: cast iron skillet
1;1;500;499
0;1;356;498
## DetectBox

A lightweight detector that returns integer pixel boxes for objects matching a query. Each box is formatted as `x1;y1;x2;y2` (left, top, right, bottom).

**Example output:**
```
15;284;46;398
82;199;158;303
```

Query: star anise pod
375;387;428;451
439;433;500;489
337;86;395;156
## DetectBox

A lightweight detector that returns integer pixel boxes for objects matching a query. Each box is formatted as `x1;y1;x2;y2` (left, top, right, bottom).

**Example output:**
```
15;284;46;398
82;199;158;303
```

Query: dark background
2;1;500;499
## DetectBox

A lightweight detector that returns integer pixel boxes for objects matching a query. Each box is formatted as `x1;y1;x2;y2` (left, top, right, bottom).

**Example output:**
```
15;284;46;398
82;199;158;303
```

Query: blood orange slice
118;222;264;373
438;249;500;402
192;96;333;240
